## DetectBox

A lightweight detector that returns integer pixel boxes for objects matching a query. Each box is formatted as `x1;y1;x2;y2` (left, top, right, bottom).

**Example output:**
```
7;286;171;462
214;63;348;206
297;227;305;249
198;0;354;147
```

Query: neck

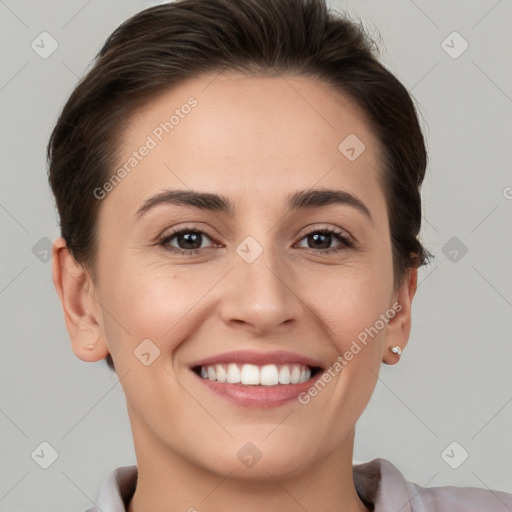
127;417;370;512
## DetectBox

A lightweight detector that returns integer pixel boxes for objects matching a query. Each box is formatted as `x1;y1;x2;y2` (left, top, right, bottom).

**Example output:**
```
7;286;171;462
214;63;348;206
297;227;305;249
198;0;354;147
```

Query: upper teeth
199;363;312;386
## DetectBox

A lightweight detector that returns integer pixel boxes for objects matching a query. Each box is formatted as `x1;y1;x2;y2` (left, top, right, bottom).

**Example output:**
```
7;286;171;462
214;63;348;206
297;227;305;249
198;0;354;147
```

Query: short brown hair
48;0;432;372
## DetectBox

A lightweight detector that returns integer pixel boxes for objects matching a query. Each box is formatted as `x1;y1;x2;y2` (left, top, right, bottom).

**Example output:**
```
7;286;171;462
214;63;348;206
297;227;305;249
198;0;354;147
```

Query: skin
52;71;417;512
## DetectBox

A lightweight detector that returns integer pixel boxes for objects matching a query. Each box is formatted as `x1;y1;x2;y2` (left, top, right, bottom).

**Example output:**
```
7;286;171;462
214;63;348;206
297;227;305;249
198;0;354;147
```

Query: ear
382;266;418;365
51;237;110;362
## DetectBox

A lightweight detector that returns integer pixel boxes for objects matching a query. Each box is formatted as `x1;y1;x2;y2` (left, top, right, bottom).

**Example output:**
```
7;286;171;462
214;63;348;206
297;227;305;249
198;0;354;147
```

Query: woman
48;0;512;510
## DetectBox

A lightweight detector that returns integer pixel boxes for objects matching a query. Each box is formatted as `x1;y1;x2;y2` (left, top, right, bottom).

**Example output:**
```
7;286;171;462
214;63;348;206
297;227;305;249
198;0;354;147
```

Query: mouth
189;350;326;408
192;363;323;386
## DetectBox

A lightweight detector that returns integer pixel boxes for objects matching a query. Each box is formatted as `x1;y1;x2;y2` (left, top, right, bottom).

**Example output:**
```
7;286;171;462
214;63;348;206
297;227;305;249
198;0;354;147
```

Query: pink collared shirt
85;458;512;511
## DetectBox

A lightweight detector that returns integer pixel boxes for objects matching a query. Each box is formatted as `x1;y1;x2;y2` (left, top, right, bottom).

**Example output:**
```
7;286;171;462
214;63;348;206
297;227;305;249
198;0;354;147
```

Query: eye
295;228;354;253
158;225;355;256
158;227;219;255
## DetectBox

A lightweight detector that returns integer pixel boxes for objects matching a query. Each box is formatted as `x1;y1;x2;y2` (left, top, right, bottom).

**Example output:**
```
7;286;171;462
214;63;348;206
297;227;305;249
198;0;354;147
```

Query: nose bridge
236;231;288;302
219;229;302;333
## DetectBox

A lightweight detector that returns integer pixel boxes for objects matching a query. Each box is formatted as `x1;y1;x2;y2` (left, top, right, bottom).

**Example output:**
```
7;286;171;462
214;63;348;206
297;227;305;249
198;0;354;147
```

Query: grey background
1;0;511;510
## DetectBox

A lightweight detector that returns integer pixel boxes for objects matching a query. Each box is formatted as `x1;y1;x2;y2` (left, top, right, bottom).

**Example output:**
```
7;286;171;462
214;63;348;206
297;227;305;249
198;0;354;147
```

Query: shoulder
404;478;512;511
354;458;512;512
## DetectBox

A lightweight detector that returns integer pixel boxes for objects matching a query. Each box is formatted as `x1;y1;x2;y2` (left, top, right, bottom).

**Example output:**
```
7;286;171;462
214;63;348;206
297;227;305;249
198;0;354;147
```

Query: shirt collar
354;458;414;511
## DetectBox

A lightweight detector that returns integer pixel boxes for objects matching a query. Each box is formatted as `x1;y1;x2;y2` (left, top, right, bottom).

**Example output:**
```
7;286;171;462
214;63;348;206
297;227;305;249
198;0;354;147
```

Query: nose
219;241;304;336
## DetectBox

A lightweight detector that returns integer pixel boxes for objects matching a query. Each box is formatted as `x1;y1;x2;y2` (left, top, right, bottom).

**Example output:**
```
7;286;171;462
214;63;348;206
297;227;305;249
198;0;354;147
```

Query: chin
212;455;313;481
194;436;322;481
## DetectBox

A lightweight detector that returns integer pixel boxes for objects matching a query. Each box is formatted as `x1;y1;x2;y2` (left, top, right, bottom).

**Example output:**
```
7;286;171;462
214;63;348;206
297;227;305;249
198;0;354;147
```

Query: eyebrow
135;187;373;223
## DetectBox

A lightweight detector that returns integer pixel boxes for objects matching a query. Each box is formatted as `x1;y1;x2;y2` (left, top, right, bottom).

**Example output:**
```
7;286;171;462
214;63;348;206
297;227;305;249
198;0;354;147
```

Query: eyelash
157;225;356;256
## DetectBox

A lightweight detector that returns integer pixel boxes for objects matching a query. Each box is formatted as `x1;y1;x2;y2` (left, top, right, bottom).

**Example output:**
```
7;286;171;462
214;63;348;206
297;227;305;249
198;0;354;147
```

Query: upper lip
190;350;324;369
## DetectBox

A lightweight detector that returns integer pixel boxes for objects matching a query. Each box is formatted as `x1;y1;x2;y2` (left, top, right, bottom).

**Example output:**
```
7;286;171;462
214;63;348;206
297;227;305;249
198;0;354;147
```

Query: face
79;72;413;478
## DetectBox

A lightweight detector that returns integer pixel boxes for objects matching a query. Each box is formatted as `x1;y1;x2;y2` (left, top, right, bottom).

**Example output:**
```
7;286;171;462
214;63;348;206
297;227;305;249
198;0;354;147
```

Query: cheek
97;261;219;363
302;258;393;344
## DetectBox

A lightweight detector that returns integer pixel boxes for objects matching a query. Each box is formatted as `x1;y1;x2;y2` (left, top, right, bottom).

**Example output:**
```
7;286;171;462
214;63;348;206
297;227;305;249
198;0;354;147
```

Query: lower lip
193;371;322;408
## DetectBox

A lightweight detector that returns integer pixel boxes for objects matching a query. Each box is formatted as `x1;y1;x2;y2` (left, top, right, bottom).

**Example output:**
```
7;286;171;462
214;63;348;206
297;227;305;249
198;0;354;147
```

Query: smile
194;363;321;386
190;350;325;407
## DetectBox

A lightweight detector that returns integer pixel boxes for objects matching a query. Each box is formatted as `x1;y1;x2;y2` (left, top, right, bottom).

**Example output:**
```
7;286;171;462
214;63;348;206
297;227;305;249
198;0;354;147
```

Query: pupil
180;232;201;249
310;233;330;249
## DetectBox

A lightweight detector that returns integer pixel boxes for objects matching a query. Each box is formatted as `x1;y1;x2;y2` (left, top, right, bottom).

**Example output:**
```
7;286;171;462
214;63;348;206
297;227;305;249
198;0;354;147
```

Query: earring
390;346;402;355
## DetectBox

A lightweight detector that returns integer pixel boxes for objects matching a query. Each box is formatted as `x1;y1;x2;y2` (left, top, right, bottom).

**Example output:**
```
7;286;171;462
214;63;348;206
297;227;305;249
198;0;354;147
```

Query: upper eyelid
301;225;352;238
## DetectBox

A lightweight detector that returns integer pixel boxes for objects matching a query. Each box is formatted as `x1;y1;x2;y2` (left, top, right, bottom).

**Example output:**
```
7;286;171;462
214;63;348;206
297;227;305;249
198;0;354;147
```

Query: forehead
104;71;385;217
